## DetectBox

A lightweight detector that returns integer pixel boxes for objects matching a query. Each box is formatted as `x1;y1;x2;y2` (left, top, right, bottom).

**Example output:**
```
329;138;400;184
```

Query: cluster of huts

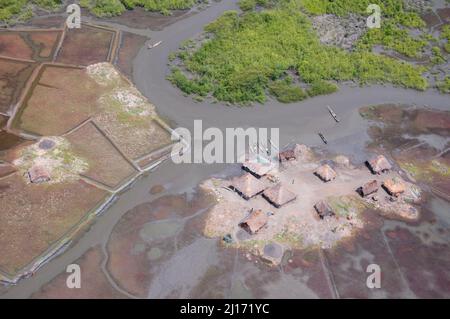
229;147;406;237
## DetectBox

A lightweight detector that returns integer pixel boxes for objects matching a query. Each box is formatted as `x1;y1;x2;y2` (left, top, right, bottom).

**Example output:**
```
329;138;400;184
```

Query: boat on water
327;105;340;123
148;41;162;49
318;132;328;144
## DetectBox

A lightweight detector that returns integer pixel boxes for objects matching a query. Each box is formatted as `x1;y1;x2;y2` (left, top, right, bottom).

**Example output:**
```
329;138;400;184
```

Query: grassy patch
400;160;450;182
437;76;450;94
328;195;368;218
0;0;62;23
268;78;307;103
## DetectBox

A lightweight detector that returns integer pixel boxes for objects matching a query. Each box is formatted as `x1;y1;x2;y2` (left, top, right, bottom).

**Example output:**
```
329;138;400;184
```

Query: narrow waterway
1;0;449;298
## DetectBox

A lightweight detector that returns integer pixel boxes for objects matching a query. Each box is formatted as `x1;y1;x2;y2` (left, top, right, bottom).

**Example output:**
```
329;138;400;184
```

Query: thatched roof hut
239;209;268;234
278;149;296;162
314;200;335;219
314;164;337;182
383;178;406;197
263;183;297;208
359;180;379;197
230;173;267;200
242;160;275;178
367;155;392;174
28;165;50;184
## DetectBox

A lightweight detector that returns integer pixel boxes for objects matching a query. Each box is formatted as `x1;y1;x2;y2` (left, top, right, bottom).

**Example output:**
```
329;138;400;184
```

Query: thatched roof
239;209;268;234
28;165;51;184
368;155;392;174
383;178;406;197
314;200;335;219
360;180;378;197
242;160;275;178
230;173;267;200
314;164;337;182
278;149;296;162
263;183;297;208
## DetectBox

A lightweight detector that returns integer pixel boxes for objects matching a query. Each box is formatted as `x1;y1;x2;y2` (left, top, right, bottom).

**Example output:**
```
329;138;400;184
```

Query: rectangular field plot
115;32;147;79
0;58;36;114
94;115;173;161
0;173;108;275
56;25;115;66
0;30;62;62
66;122;138;189
14;65;104;136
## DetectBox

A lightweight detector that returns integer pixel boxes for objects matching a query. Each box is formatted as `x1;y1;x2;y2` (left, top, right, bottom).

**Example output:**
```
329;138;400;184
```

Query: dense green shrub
307;81;338;97
0;0;61;23
268;78;307;103
169;1;428;104
437;77;450;94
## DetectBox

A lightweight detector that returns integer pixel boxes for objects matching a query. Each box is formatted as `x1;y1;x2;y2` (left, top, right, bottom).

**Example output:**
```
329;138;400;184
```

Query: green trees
80;0;126;17
81;0;197;16
0;0;200;22
0;0;61;23
169;1;428;105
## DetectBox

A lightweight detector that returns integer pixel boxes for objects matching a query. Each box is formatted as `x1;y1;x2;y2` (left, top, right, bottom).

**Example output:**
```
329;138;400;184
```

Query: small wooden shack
263;183;297;208
242;160;275;178
314;164;337;182
359;180;379;197
383;178;406;197
367;155;392;174
239;209;268;235
230;173;267;200
278;149;296;162
314;200;335;219
28;165;51;184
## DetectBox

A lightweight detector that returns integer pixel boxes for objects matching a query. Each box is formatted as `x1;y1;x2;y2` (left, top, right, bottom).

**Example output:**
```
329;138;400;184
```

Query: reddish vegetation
413;111;450;135
56;26;115;66
282;248;335;298
0;58;36;114
437;8;450;23
66;122;137;189
323;211;414;298
106;193;213;297
29;31;62;59
19;65;102;135
0;173;108;274
0;33;33;60
0;131;28;153
385;227;450;298
116;32;147;79
0;31;62;62
32;246;126;299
